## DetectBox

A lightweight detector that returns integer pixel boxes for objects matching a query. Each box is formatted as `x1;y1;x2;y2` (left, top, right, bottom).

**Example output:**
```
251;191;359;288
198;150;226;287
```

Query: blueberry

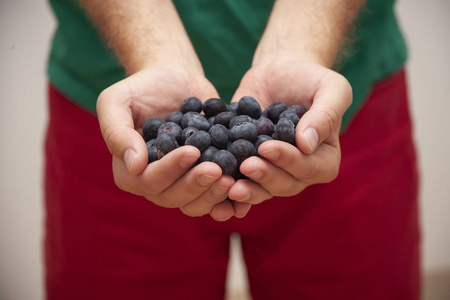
146;139;158;164
156;133;179;159
229;115;253;129
180;111;203;129
288;104;307;119
237;96;262;119
202;98;227;118
157;122;182;144
231;170;249;181
208;116;215;128
184;130;211;152
180;126;199;145
274;118;295;145
264;102;288;123
227;102;239;115
209;124;229;149
198;146;218;164
212;150;238;175
253;135;273;152
180;96;203;113
144;97;307;176
255;117;274;136
143;117;166;142
279;110;300;126
262;108;268;118
227;139;257;165
213;111;236;128
187;114;210;131
165;111;184;125
228;122;258;142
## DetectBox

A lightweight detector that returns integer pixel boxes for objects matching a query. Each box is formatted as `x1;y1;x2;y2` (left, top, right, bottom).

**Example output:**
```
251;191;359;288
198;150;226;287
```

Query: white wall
0;0;449;299
0;1;50;299
396;0;450;273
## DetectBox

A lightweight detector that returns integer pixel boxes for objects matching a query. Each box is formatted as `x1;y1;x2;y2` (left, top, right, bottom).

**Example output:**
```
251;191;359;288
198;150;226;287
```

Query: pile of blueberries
143;96;307;179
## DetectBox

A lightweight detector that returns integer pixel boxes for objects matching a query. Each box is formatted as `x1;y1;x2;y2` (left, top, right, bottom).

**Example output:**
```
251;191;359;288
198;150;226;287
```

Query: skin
79;0;365;221
227;0;366;204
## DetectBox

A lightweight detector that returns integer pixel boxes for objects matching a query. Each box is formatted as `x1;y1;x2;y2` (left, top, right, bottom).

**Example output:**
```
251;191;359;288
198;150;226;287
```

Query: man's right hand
96;66;251;221
79;0;252;221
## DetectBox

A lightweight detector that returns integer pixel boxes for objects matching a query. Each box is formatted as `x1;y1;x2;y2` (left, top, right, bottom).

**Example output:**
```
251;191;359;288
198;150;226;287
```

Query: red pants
44;69;420;299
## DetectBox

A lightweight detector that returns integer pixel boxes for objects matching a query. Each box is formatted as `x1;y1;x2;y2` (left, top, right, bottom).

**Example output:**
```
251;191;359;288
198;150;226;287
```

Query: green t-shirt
47;0;407;129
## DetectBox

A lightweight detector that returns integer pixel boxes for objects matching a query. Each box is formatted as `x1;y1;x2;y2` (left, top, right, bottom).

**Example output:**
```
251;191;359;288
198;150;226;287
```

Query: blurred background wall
1;0;449;299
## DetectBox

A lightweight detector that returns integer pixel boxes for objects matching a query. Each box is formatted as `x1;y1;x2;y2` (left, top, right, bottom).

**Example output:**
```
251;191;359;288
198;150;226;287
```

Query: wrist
79;0;204;76
253;0;365;68
137;49;204;77
120;26;204;76
252;42;330;68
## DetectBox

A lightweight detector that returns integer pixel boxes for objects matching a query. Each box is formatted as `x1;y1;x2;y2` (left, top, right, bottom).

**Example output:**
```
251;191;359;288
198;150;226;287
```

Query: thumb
295;107;339;154
295;74;352;154
97;83;148;175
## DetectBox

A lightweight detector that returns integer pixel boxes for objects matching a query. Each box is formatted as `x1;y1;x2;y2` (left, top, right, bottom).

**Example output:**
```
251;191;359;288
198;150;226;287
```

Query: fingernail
124;149;137;173
247;169;263;181
303;127;319;152
211;209;230;222
237;193;251;202
198;173;219;186
234;203;252;218
213;185;229;198
179;152;199;168
260;148;280;161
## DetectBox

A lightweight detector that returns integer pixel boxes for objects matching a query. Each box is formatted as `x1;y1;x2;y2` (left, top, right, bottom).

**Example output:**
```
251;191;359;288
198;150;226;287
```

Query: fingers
210;200;235;222
209;200;252;221
97;81;149;175
239;155;307;197
114;147;240;219
179;175;234;217
231;140;339;200
295;72;352;154
162;162;223;208
258;140;340;184
113;146;200;200
228;177;273;205
98;61;349;220
232;202;252;218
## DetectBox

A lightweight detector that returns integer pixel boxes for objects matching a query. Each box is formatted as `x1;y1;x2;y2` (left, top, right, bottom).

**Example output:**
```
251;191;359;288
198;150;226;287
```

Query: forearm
254;0;366;67
78;0;202;74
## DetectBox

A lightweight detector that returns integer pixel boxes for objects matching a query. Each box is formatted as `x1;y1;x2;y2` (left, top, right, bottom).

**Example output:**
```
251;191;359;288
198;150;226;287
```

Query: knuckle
321;108;339;136
113;175;129;193
97;87;116;112
179;206;207;218
96;90;107;108
145;194;179;209
186;174;213;197
160;201;181;209
287;179;306;196
247;192;272;204
303;160;320;181
273;178;300;197
143;194;158;205
301;158;340;184
323;161;340;183
268;146;295;170
207;189;226;204
102;126;122;156
140;184;159;200
338;75;353;107
182;183;204;199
